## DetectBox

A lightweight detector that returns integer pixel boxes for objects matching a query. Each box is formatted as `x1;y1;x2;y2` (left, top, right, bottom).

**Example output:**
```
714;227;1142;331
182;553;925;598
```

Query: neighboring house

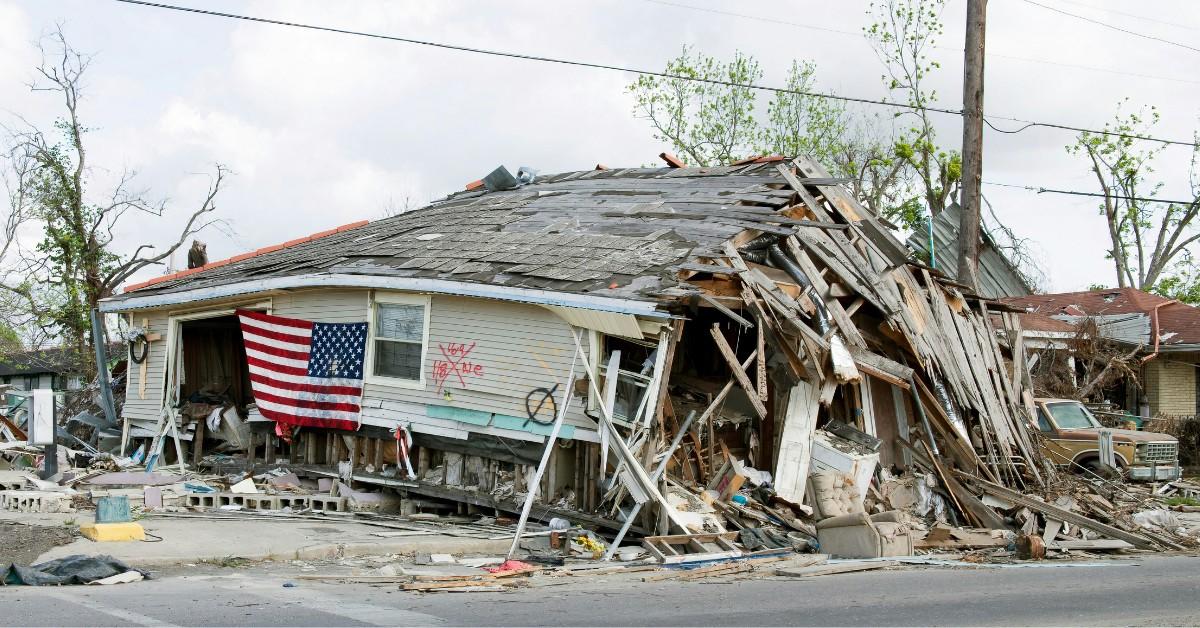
0;346;92;391
1003;287;1200;417
906;201;1033;300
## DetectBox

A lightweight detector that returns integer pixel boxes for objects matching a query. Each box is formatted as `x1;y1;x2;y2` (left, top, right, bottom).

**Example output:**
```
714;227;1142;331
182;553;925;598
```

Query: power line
1021;0;1200;54
1049;0;1199;31
983;180;1198;205
110;0;1199;148
642;0;1200;86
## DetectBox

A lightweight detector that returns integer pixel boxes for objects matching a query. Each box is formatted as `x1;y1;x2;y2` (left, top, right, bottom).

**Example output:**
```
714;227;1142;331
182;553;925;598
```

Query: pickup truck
1031;398;1180;482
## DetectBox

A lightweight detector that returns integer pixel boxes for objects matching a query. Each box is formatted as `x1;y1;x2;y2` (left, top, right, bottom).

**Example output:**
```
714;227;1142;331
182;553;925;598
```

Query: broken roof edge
97;272;672;319
121;220;371;293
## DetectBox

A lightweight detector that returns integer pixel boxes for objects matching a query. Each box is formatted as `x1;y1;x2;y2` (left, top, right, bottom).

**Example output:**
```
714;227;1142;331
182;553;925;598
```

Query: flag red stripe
254;389;361;413
246;355;309;377
249;372;362;397
244;338;310;362
239;323;311;346
237;309;315;330
257;405;358;431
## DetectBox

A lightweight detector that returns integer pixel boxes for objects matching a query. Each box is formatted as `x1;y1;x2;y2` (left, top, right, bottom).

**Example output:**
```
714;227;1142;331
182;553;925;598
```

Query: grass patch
1164;496;1200;507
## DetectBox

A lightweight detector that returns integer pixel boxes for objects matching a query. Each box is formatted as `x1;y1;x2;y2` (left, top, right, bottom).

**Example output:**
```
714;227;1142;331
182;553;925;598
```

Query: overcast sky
3;0;1199;293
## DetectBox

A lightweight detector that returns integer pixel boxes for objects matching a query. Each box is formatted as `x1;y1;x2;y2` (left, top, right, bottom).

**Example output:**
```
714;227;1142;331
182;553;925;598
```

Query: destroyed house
98;156;1052;535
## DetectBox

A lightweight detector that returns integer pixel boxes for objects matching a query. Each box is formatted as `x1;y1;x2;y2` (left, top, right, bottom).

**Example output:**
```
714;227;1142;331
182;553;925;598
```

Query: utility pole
957;0;986;291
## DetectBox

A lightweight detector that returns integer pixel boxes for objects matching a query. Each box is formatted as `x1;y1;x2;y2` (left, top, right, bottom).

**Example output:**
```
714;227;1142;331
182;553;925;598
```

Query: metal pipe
602;409;698;561
930;377;969;442
767;244;830;335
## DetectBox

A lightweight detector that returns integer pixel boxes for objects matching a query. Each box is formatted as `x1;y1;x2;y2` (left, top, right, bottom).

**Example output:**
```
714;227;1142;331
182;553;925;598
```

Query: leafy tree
629;49;913;224
628;46;761;167
864;0;961;219
1067;101;1200;297
1153;271;1200;305
1;29;227;370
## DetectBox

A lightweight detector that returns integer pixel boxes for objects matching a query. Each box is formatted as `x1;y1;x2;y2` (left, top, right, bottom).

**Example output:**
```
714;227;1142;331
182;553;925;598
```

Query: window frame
364;291;431;389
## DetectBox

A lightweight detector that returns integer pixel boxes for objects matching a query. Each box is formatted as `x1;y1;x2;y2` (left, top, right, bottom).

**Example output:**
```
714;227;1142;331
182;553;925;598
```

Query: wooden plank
1042;519;1064;546
698;292;754;329
679;262;739;275
756;322;768;402
774;380;821;505
696;351;758;425
401;579;517;591
966;475;1158;550
709;324;768;419
1047;539;1134;551
776;560;898;578
739;284;807;380
847;346;914;384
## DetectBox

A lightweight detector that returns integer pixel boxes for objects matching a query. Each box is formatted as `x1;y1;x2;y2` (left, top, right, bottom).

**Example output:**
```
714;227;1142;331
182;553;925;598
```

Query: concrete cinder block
310;496;346;512
0;471;27;491
0;490;76;513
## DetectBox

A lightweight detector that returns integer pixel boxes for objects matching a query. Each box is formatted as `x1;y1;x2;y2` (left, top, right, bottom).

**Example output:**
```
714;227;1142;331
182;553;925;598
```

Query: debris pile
572;157;1197;563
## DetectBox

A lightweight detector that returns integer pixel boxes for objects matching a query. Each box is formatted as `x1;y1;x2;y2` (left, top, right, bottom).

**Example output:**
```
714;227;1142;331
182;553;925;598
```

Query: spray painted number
432;341;484;392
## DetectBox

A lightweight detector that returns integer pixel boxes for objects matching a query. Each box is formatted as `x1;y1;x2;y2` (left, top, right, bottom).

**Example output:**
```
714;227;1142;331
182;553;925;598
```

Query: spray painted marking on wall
432;341;484;393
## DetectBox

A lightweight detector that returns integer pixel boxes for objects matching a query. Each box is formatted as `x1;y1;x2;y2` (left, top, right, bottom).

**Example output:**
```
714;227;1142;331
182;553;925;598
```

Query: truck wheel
1078;458;1119;480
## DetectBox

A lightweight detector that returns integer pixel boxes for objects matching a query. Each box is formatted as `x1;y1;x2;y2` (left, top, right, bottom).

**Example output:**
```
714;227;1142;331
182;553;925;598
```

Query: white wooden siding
272;289;368;323
122;310;169;424
367;294;594;433
121;288;599;440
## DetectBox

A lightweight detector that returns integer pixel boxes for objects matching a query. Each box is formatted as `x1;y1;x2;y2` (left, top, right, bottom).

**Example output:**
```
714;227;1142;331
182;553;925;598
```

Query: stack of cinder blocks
0;490;76;513
183;492;348;512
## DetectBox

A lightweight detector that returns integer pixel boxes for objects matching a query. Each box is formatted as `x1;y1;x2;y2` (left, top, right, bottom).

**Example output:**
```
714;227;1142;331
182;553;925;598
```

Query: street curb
37;536;513;568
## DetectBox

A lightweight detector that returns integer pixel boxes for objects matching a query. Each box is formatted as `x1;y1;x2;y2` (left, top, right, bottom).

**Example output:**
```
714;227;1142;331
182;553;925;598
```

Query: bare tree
1;28;228;366
1068;102;1200;298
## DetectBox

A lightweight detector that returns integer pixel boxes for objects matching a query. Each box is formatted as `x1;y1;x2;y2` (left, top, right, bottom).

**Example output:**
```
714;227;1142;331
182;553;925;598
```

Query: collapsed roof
107;159;840;312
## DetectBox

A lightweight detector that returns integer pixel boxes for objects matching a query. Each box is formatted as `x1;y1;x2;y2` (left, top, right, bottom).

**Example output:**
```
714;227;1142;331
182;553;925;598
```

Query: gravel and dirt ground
0;522;77;567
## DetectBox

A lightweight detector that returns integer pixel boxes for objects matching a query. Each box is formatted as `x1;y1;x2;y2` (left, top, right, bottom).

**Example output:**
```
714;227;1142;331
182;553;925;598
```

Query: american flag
237;309;368;431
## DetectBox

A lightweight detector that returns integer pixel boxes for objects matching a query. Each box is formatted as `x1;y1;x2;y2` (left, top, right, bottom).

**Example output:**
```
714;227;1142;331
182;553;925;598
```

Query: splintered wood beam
709;323;768;419
756;322;768;403
696;351;757;426
697;292;754;329
964;473;1159;550
739;284;807;379
721;241;751;273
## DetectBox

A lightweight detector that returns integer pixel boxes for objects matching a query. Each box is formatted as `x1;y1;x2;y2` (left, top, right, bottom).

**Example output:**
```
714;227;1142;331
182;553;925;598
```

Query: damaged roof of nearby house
1014;312;1077;334
1003;287;1200;350
906;201;1032;300
106;161;834;312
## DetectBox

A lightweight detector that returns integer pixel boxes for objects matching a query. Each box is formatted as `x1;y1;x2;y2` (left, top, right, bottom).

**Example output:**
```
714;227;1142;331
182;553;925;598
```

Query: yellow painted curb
79;522;145;542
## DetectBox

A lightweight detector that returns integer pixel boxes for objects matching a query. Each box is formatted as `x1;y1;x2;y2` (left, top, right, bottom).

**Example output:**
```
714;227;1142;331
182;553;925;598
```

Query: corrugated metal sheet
907;202;1032;299
1054;313;1151;346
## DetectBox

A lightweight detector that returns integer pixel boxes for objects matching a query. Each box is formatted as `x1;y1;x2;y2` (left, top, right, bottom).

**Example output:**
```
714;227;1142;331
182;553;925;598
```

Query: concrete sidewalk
1;511;511;567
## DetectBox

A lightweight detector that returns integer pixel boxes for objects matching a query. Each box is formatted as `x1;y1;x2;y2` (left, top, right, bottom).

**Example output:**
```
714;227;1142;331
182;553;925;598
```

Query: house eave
98;272;672;318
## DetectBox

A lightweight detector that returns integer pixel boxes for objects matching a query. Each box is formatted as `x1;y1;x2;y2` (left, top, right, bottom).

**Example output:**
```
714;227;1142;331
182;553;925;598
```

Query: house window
368;294;429;385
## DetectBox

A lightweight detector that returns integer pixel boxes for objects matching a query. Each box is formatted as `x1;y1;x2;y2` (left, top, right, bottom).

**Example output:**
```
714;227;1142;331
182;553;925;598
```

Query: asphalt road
3;555;1200;626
